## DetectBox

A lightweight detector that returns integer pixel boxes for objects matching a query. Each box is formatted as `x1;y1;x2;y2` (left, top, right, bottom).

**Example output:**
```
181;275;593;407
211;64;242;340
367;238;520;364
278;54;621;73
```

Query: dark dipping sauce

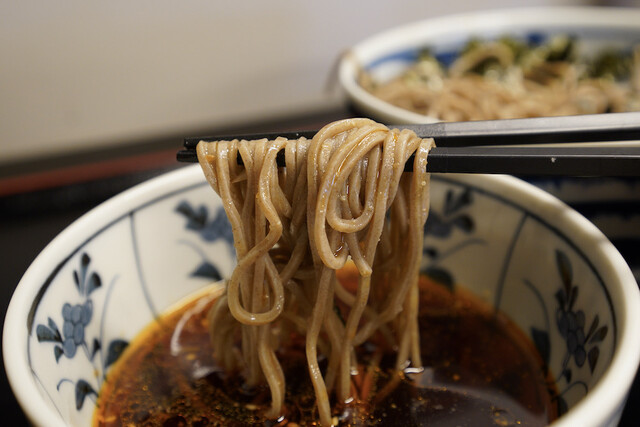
94;270;557;426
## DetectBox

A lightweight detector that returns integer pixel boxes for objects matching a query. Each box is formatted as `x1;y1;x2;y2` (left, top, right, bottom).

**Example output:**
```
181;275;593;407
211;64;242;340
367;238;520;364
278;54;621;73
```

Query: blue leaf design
452;215;474;233
37;318;62;342
568;286;578;310
175;200;195;217
91;338;101;361
202;207;234;245
423;247;438;258
87;272;102;295
575;346;587;367
176;200;193;217
176;201;207;231
586;314;600;338
191;262;223;281
530;327;550;370
79;253;91;295
54;346;64;362
444;188;472;215
556;250;573;289
48;317;59;333
554;289;566;307
588;347;600;372
423;267;454;291
81;253;91;268
444;190;455;215
589;326;608;344
557;396;568;416
176;203;234;249
424;189;475;241
104;339;129;369
424;214;452;238
75;380;97;410
36;324;61;343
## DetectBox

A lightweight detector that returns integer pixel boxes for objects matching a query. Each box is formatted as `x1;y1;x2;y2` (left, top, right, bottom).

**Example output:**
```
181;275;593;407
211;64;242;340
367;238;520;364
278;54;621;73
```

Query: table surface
1;107;638;425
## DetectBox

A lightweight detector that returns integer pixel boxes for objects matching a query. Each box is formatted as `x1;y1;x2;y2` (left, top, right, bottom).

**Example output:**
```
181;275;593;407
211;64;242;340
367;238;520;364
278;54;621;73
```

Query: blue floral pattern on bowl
21;167;619;426
421;176;615;417
175;200;234;281
35;252;128;411
524;250;610;416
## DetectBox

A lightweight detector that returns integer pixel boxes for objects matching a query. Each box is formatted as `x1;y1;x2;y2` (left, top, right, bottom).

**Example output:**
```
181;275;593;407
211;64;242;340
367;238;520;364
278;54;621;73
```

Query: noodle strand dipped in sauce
196;118;433;425
94;119;558;426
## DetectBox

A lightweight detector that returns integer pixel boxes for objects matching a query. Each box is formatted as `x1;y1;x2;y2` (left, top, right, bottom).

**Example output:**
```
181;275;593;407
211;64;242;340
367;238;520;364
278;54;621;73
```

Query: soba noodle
196;118;434;426
360;36;640;121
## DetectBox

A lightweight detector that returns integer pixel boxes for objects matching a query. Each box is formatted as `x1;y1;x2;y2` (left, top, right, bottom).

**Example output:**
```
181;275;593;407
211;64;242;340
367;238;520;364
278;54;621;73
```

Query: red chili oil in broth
94;269;557;426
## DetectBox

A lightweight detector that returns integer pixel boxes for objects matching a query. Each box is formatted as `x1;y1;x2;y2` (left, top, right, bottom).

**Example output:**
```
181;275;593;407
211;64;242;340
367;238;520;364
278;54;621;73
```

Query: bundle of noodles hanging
196;118;434;426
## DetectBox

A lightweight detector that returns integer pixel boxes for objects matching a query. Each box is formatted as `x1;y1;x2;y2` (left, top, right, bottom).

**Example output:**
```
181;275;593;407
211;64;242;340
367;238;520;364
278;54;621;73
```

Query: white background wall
0;0;598;163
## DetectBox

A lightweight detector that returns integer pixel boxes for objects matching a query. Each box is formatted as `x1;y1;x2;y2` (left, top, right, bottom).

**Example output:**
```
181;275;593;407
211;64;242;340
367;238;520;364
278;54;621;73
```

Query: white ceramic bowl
338;6;640;125
4;165;640;426
338;6;640;282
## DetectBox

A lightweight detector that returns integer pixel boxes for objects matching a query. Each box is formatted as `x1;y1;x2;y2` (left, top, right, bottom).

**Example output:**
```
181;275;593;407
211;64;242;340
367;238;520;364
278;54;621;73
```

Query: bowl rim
2;166;206;427
4;165;639;426
338;5;640;125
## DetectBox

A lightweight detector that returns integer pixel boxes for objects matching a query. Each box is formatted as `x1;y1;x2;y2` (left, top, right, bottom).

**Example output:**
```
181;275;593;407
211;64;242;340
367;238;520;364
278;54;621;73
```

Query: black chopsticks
423;146;640;176
177;113;640;176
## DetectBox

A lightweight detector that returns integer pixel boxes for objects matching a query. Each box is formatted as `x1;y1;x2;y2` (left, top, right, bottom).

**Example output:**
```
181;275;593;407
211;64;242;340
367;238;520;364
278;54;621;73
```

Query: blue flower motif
175;201;233;282
424;188;474;239
35;252;129;410
60;301;92;358
525;249;609;416
36;254;101;362
553;250;608;376
175;201;234;246
421;188;483;289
